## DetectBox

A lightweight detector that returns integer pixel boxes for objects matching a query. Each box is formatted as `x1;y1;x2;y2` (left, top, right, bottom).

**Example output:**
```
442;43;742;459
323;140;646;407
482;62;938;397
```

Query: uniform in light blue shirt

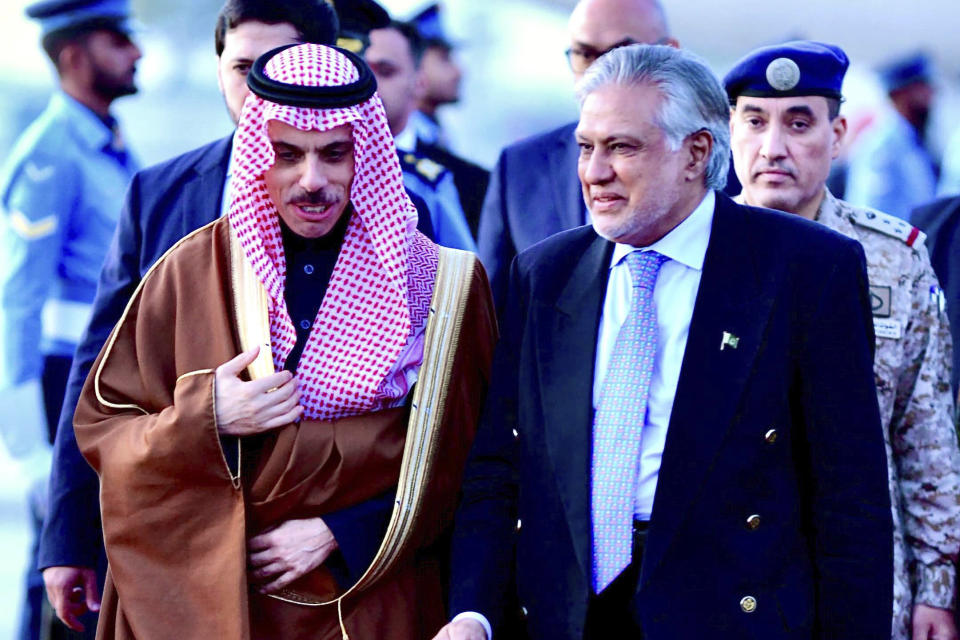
0;90;137;450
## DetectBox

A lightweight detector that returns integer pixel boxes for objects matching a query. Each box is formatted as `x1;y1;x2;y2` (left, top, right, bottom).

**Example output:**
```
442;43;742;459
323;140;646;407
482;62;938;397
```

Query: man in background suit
37;0;339;631
477;0;677;305
436;44;892;639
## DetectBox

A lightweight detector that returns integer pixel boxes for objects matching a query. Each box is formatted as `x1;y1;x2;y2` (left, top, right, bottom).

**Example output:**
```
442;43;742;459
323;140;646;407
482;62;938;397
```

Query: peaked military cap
877;51;932;92
26;0;133;36
410;3;452;49
331;0;391;53
723;40;849;102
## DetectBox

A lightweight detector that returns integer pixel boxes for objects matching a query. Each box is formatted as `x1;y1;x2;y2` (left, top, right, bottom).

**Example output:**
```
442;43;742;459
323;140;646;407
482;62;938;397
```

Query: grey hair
576;44;731;190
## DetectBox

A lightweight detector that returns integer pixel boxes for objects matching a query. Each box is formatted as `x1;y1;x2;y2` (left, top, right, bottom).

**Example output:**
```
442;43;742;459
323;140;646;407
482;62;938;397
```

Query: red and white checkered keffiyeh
228;44;437;420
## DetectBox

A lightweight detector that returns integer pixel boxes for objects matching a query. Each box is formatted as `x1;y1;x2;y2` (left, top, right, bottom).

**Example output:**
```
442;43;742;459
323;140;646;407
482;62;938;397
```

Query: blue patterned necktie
592;249;668;592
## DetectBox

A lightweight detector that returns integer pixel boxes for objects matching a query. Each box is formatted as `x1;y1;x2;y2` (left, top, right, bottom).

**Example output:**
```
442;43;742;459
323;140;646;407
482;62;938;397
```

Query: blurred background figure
0;1;141;638
845;52;938;220
408;2;460;147
366;17;476;250
405;2;489;237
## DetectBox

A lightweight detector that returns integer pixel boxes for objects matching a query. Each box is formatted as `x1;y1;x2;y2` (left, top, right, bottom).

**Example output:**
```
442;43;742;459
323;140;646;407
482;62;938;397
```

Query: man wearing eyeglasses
476;0;677;306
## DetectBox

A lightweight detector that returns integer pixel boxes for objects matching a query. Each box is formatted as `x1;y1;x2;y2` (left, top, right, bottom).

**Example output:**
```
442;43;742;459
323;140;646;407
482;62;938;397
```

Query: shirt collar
51;91;114;151
393;123;417;153
406;110;441;146
610;189;715;271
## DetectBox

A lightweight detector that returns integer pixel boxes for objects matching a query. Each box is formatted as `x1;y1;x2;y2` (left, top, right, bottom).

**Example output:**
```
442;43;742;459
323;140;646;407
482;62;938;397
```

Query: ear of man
684;129;713;182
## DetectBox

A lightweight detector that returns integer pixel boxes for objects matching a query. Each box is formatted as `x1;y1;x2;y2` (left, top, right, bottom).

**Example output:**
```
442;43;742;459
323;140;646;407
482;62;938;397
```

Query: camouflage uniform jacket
816;189;960;637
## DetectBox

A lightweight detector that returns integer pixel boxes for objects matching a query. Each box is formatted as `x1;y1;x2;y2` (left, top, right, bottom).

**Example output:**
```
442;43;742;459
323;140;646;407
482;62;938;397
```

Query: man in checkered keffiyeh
73;43;496;639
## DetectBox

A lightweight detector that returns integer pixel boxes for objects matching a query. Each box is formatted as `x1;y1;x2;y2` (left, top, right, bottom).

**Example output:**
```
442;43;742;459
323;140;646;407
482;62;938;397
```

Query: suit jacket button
740;595;757;613
520;605;528;618
764;428;778;444
746;514;761;530
516;518;522;531
512;428;519;438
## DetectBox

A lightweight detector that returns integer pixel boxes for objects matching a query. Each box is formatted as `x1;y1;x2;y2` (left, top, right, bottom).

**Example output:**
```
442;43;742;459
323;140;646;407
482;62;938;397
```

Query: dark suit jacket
450;194;893;639
477;122;584;307
912;195;960;393
39;134;426;579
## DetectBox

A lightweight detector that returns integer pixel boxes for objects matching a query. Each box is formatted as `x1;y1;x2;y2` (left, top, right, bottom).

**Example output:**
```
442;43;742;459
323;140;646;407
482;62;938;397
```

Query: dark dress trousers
450;193;893;639
912;195;960;393
39;134;434;582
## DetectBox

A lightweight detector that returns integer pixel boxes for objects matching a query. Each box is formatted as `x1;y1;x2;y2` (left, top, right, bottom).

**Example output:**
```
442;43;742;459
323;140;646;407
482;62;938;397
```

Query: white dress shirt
593;190;714;520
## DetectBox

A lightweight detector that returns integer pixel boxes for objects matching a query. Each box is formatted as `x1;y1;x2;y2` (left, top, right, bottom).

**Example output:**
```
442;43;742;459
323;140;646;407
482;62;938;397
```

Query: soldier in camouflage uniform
726;41;960;640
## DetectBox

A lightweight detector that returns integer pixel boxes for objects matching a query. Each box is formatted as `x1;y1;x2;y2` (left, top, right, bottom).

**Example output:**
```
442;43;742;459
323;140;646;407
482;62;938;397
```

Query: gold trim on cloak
228;225;477;632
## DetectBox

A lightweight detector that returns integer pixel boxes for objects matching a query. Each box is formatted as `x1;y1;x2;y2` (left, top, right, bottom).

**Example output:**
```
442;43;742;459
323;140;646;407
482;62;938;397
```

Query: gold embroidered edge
93;219;221;414
269;247;476;608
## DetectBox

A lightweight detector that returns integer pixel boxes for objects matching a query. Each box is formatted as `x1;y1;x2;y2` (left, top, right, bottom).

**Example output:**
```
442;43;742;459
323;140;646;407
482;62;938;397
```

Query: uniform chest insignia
869;285;892;317
24;161;54;183
849;208;925;247
8;210;57;240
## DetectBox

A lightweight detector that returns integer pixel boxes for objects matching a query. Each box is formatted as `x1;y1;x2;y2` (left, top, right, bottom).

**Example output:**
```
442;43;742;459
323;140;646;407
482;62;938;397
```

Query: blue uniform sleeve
0;149;77;387
37;172;145;570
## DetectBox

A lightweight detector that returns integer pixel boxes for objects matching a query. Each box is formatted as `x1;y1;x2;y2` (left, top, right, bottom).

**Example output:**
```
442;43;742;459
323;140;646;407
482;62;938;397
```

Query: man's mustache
286;188;341;206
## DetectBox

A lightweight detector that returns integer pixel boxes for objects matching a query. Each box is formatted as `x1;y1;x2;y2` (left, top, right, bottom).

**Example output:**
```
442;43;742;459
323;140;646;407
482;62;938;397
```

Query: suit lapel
639;196;777;588
179;135;232;237
538;232;613;586
549;123;587;230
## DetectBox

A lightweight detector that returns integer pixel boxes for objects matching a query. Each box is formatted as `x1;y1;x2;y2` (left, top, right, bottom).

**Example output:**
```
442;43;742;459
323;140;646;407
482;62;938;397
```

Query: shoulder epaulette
848;207;925;248
399;152;446;187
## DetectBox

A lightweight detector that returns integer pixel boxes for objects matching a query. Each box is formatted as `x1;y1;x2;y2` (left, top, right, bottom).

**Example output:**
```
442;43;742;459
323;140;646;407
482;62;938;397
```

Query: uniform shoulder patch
398;152;447;187
415;157;445;182
848;207;925;248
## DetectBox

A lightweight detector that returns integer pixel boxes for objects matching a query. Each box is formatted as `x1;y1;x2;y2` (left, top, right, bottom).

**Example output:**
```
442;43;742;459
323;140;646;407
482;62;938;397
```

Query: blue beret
724;40;848;102
878;52;932;92
26;0;132;37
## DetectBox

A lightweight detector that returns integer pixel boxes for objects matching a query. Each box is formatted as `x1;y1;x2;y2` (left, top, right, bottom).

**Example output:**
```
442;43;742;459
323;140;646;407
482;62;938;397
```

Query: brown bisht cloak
74;217;496;640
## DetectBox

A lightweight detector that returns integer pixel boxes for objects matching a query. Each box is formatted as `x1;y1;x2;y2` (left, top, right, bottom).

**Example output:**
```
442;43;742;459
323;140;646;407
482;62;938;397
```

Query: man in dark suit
36;0;340;632
913;195;960;394
435;44;892;640
477;0;677;305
